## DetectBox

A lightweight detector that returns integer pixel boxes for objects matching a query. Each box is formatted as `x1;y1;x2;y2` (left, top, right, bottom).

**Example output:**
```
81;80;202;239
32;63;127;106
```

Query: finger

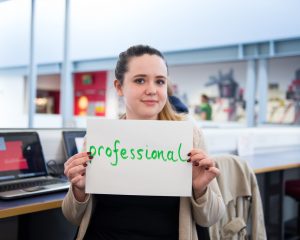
67;151;91;166
188;152;208;163
194;158;215;168
67;165;86;179
196;167;220;187
66;154;92;171
65;164;86;180
64;159;85;175
188;149;207;159
65;151;90;167
71;174;85;185
207;167;220;176
189;148;207;156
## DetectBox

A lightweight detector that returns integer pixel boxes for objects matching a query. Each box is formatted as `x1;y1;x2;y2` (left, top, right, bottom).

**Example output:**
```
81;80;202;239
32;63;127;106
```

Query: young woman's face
115;54;168;120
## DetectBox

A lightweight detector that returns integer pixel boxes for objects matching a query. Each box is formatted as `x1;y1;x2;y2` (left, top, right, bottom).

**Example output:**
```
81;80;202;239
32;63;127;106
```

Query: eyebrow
133;74;167;79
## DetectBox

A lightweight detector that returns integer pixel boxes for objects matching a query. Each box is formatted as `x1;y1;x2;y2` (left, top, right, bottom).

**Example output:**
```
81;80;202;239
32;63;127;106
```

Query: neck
124;113;158;120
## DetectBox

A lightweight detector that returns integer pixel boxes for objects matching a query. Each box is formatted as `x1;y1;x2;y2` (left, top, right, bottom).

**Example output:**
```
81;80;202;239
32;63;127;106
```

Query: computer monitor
62;130;86;159
0;131;47;182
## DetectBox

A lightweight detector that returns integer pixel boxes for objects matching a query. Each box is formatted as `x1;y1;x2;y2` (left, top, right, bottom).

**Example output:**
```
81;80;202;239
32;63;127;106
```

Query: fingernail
187;152;191;156
187;158;191;162
88;156;93;159
83;163;87;167
87;151;91;155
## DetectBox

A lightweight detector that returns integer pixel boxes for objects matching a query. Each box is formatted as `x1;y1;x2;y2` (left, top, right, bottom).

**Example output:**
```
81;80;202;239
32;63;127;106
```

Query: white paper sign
86;119;193;196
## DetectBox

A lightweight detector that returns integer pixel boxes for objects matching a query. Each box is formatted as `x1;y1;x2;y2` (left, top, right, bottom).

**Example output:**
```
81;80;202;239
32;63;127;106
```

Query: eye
134;78;145;84
156;79;166;85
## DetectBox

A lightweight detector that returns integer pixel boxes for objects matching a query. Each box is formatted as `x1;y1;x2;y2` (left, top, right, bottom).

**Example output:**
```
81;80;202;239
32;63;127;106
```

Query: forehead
127;54;168;76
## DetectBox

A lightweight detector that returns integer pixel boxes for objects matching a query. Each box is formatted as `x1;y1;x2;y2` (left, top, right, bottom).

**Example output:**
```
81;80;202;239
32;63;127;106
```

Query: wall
0;75;27;128
0;0;30;68
1;0;300;67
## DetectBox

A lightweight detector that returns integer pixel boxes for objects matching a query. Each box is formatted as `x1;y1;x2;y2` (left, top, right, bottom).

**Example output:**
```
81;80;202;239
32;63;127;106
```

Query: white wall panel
0;75;28;127
70;0;300;61
0;0;30;67
35;0;65;64
1;0;300;67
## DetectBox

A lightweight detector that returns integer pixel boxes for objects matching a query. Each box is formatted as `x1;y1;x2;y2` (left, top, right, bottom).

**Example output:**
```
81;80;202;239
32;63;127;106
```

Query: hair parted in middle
115;44;185;121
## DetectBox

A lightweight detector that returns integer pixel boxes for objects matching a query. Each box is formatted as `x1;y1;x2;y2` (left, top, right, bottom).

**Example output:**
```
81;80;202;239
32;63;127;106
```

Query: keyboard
0;178;67;192
0;176;70;199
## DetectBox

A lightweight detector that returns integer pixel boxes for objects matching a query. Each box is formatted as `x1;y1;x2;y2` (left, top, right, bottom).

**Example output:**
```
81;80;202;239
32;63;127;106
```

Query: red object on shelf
74;71;107;116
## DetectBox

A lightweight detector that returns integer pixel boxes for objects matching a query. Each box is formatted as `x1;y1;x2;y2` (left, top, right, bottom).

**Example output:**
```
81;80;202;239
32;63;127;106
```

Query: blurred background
0;0;299;129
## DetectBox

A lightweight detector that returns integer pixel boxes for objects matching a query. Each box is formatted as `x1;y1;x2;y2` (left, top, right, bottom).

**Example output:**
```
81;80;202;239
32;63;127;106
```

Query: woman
62;45;225;240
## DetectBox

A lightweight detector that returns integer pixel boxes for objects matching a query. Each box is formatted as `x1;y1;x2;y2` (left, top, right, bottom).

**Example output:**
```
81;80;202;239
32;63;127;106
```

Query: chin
140;112;159;120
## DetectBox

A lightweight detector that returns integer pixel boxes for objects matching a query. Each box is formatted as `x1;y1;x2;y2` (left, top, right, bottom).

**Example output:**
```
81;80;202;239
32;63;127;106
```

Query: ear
114;79;123;96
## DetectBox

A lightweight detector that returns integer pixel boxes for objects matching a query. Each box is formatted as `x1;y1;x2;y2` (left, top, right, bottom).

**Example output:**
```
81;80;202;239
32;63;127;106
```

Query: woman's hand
64;151;92;201
188;149;220;199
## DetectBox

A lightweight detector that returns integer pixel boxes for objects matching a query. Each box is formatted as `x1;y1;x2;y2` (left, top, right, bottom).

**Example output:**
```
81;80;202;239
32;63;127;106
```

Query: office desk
1;150;299;218
244;149;300;240
0;192;65;219
0;191;75;240
247;149;300;174
0;150;299;240
0;149;300;219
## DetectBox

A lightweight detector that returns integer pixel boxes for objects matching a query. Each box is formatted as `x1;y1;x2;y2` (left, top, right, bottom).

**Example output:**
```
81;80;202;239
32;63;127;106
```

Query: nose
145;82;157;95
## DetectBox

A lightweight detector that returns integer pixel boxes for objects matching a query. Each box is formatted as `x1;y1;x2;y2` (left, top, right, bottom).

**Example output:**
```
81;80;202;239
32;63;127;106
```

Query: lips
142;100;158;102
141;100;158;105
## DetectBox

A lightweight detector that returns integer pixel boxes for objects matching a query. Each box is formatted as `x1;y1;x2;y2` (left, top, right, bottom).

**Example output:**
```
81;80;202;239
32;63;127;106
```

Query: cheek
160;88;168;101
123;88;138;102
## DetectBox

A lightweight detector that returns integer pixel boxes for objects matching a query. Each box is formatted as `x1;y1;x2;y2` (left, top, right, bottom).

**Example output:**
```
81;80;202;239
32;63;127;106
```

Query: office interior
0;0;300;239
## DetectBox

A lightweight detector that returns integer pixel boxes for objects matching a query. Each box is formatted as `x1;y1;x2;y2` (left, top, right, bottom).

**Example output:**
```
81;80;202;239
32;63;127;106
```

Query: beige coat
210;154;267;240
62;127;225;240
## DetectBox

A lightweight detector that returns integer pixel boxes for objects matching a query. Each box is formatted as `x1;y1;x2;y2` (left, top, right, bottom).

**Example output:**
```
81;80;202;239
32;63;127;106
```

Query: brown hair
201;94;209;102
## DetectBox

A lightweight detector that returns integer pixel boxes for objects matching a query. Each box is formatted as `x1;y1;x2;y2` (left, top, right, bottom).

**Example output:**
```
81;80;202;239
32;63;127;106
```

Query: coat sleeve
190;126;225;227
61;135;91;226
62;186;91;226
